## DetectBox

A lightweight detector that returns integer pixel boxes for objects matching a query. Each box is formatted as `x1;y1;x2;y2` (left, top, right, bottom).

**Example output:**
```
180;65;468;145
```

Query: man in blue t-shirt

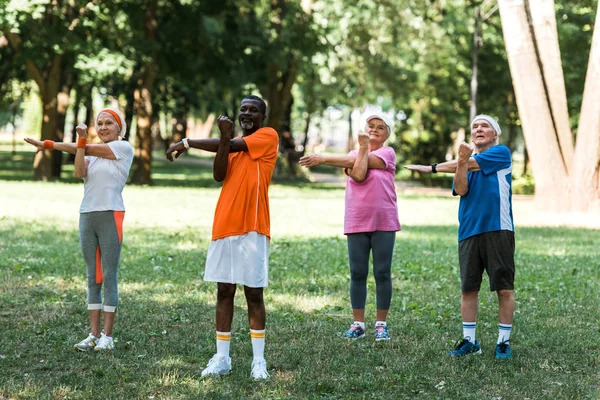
405;114;515;360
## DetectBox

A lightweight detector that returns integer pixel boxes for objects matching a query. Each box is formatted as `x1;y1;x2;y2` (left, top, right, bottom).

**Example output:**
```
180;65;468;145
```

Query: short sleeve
473;145;511;175
243;128;279;161
371;146;396;171
107;140;134;162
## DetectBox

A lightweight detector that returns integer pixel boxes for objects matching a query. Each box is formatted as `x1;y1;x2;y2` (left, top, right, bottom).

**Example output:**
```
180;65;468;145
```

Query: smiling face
471;119;497;151
96;112;121;143
238;99;266;134
365;118;389;149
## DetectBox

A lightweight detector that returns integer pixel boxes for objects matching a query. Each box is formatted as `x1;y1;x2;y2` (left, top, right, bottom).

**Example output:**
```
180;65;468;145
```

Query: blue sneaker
344;323;366;339
495;340;512;360
374;325;390;341
449;337;482;357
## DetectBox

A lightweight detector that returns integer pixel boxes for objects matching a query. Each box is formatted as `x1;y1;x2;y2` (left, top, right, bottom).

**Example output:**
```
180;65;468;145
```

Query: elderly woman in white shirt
25;108;133;352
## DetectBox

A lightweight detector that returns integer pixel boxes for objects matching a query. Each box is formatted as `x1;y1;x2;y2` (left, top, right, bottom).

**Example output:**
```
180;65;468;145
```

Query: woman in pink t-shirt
300;113;401;341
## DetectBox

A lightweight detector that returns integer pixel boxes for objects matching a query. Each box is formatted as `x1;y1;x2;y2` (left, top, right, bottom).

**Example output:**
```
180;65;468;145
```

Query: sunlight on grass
267;293;345;313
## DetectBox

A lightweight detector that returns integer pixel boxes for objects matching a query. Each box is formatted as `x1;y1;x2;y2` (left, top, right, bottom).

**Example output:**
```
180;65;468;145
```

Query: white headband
471;114;501;135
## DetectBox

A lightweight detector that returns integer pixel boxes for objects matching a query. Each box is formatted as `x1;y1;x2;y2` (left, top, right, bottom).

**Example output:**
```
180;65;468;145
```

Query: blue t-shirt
453;144;514;241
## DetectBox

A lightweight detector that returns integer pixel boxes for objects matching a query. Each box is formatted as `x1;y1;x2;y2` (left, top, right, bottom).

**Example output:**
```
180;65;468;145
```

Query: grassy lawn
1;147;599;399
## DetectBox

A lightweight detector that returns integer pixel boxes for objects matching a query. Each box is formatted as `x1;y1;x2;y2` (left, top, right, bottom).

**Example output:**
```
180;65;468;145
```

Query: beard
240;120;254;130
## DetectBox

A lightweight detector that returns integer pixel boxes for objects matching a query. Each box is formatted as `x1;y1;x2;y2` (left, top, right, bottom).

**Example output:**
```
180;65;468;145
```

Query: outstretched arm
299;152;386;170
404;144;481;174
165;135;247;162
24;128;117;160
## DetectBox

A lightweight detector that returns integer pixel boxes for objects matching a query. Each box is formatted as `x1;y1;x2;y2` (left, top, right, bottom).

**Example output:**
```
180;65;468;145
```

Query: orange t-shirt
212;127;279;241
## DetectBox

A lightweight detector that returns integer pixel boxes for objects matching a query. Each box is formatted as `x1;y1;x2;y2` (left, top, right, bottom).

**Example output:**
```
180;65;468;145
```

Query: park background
1;0;599;399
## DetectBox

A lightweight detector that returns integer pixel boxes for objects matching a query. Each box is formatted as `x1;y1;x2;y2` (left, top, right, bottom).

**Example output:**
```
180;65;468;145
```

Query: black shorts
458;230;515;292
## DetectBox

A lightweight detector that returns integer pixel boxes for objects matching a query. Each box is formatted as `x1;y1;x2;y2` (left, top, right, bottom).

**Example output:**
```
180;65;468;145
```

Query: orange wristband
43;140;55;150
77;138;87;149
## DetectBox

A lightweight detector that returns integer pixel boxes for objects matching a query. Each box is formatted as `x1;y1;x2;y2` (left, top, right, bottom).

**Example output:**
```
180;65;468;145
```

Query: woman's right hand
23;138;44;153
76;124;88;139
299;154;323;167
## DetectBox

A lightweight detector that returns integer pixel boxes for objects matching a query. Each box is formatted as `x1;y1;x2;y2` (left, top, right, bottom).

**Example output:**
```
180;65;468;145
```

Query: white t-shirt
80;140;134;213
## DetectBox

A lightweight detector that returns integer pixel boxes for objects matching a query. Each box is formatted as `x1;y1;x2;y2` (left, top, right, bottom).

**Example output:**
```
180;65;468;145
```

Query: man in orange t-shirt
166;95;278;380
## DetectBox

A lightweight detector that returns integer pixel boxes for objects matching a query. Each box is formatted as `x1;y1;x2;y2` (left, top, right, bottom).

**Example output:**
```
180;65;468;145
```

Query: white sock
462;322;476;343
250;329;265;360
216;331;231;357
498;324;512;344
375;321;387;327
353;321;365;330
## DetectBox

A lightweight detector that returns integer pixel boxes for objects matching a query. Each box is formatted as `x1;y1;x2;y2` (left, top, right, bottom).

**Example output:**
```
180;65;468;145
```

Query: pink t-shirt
344;146;401;234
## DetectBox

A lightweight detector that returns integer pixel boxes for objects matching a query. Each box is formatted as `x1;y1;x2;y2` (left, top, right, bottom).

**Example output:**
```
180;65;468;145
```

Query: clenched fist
357;131;370;149
458;142;473;163
76;124;88;138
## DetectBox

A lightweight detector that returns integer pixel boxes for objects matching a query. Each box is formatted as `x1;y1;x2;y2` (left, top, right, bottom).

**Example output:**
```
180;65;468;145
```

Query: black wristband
431;163;438;173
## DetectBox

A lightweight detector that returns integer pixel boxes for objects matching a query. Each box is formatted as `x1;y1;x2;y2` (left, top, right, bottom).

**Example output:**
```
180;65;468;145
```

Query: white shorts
204;231;269;288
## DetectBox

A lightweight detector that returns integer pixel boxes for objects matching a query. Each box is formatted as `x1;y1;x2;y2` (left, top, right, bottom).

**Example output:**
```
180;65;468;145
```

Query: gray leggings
347;231;396;310
79;211;124;312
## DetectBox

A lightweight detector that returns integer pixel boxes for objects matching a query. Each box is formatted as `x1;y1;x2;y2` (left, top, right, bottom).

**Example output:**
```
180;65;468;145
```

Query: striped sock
498;323;512;344
216;331;231;357
250;329;265;360
462;322;477;343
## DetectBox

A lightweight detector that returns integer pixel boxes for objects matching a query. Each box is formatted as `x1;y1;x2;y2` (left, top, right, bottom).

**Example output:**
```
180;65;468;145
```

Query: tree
498;0;599;211
1;0;100;180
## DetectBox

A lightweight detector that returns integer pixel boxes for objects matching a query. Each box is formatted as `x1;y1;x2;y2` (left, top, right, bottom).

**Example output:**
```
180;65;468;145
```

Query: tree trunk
131;0;158;185
571;1;600;211
301;112;311;157
265;57;299;134
346;108;354;153
53;61;73;176
171;106;188;146
67;87;80;163
498;0;569;210
124;84;136;142
527;0;573;169
33;55;62;181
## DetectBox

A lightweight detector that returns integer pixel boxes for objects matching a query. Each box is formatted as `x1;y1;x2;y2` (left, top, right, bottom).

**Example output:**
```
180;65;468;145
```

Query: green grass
1;148;599;399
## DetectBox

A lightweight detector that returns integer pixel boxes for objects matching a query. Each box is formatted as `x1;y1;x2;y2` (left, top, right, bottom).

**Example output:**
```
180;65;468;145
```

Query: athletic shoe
495;340;513;360
94;333;114;352
250;358;269;380
344;323;366;339
449;337;482;357
374;325;390;341
74;334;99;351
201;354;232;378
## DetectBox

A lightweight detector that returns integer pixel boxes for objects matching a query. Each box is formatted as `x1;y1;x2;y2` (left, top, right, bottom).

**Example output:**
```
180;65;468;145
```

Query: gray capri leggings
79;211;124;312
347;231;396;310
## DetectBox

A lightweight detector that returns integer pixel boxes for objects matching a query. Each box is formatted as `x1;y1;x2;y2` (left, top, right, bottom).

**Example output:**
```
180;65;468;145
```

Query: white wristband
182;138;189;149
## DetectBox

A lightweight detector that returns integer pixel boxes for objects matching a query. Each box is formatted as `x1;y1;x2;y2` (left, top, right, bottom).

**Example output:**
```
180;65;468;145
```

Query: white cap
471;114;501;135
365;112;392;133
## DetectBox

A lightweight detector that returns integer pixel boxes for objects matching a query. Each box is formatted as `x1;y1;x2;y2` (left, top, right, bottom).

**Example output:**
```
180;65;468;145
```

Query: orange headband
98;109;122;130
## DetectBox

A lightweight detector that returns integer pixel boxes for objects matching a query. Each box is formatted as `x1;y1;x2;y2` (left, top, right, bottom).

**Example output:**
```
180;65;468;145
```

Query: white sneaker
250;358;269;380
74;334;99;351
201;354;232;378
94;333;114;352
